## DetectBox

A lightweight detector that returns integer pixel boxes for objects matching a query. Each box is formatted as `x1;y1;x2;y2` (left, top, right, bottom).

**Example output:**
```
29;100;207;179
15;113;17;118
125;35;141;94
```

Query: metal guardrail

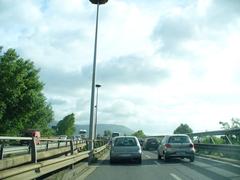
188;128;240;144
188;129;240;159
194;143;240;158
189;128;240;136
0;136;86;161
0;136;109;179
0;144;108;179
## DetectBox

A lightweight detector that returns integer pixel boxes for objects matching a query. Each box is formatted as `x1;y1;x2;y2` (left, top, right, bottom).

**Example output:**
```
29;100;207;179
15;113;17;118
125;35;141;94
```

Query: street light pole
88;0;108;164
94;84;101;139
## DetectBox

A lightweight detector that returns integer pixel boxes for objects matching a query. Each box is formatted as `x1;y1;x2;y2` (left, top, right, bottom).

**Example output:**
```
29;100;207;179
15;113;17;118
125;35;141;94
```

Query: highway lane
84;151;240;180
3;142;72;155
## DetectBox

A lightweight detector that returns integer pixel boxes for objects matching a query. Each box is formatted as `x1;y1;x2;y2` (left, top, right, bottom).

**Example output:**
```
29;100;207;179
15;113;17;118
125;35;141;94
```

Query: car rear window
147;138;157;143
168;136;190;143
114;137;137;146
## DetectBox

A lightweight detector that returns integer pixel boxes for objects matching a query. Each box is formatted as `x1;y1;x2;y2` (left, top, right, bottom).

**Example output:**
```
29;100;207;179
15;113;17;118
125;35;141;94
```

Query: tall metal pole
94;84;101;139
88;2;100;163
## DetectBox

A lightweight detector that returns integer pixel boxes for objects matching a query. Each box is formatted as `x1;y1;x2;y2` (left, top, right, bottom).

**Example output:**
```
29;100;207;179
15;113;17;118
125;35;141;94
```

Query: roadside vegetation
0;48;76;137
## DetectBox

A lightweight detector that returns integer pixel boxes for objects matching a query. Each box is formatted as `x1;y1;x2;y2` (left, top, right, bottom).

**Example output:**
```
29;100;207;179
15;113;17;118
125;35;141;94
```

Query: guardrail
0;144;108;180
0;136;86;160
0;136;108;177
194;143;240;159
188;128;240;159
188;128;240;144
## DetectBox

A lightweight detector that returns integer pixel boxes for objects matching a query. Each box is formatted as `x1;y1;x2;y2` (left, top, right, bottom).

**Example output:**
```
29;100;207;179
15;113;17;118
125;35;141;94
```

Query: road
3;142;73;155
84;151;240;180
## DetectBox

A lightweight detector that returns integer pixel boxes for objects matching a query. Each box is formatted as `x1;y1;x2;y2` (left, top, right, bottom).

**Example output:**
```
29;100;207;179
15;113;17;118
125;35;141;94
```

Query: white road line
154;161;161;165
145;155;151;159
170;173;182;180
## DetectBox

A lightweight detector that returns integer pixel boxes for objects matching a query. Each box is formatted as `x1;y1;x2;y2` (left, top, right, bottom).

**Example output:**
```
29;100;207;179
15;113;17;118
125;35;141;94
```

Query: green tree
57;113;75;136
219;118;240;129
104;130;112;137
219;118;240;144
0;48;53;136
174;123;193;134
132;130;146;138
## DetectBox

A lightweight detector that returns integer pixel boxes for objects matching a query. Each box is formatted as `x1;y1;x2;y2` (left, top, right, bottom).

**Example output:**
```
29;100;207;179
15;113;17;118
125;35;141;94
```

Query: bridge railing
0;136;86;162
188;128;240;159
0;136;109;179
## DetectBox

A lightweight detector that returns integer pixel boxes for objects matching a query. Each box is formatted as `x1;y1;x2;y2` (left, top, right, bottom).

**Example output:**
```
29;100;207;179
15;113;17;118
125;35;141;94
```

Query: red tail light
165;144;172;148
189;143;194;148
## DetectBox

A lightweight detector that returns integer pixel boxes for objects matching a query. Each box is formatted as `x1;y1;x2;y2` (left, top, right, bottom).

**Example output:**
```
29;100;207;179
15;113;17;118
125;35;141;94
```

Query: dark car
138;138;144;146
142;138;159;150
157;134;195;162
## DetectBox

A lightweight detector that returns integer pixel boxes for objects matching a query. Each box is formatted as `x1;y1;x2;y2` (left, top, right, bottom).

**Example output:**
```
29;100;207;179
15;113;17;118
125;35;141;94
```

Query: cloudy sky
1;0;240;135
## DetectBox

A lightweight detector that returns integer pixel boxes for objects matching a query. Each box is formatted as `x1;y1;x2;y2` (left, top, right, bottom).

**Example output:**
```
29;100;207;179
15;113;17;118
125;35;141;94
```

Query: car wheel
190;156;194;162
110;158;115;164
163;154;169;162
137;157;142;164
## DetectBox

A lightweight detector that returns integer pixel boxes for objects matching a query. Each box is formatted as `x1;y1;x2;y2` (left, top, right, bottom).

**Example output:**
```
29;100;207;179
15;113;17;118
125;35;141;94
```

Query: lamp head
89;0;108;5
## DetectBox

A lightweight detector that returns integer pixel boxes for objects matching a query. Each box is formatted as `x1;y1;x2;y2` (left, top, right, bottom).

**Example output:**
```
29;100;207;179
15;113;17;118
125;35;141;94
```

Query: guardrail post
58;141;60;148
225;135;233;144
210;136;216;144
70;140;74;155
46;140;49;151
31;137;37;163
0;143;4;160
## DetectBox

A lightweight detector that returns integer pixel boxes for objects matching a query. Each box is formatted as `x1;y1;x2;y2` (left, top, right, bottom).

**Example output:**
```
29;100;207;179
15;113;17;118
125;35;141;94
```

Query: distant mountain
49;121;134;136
75;124;134;136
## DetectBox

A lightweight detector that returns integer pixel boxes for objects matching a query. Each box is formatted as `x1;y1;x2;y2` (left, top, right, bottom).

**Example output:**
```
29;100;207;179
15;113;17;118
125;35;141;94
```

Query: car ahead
157;134;195;162
58;135;68;140
142;138;159;150
20;129;41;145
70;135;81;141
110;136;142;164
138;138;144;146
112;132;120;138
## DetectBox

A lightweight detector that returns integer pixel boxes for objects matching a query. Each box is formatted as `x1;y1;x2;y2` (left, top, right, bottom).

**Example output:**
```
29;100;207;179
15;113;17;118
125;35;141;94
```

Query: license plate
177;151;185;155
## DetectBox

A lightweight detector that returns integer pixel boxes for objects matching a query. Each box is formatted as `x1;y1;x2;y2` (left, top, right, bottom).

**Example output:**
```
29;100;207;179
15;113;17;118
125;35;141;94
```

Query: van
112;132;120;138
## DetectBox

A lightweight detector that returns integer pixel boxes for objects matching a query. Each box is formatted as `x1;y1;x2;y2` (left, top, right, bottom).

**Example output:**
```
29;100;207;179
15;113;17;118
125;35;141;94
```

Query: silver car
110;136;142;164
157;134;195;162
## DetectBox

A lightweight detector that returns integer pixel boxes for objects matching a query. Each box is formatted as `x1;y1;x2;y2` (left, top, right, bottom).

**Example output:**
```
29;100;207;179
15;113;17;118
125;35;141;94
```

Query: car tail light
165;144;171;148
189;143;194;148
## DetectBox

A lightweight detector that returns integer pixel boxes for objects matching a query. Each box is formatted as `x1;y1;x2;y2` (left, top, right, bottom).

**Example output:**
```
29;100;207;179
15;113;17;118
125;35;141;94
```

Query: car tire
137;157;142;164
110;158;115;164
163;154;169;162
158;153;161;160
190;156;194;162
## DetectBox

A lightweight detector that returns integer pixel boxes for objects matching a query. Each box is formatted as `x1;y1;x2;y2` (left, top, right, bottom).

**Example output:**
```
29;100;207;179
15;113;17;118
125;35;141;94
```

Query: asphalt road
84;151;240;180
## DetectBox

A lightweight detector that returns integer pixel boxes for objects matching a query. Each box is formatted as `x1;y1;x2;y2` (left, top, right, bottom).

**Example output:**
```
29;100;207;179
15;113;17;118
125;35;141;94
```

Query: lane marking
170;173;182;180
145;155;151;159
154;161;161;165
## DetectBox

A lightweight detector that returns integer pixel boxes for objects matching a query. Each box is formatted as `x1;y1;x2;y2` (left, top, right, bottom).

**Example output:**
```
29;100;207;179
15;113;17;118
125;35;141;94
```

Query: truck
20;129;41;145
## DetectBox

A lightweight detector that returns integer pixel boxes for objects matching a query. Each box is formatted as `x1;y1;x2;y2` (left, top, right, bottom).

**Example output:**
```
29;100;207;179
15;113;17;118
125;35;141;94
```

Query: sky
1;0;240;135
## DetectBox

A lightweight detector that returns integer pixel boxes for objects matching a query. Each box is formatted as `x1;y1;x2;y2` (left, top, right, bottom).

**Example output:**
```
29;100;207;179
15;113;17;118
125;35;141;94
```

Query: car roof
163;134;190;138
114;136;137;139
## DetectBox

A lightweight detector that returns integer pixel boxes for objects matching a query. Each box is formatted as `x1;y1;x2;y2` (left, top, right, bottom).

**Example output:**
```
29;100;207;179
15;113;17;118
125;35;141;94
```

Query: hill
75;124;134;136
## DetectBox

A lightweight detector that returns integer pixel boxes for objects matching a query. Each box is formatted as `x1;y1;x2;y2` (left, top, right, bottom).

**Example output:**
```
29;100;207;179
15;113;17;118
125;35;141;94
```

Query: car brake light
189;143;194;148
165;144;171;148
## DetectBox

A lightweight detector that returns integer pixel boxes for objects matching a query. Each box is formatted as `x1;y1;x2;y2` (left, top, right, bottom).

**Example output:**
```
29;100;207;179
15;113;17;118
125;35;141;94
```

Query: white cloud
1;0;240;134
